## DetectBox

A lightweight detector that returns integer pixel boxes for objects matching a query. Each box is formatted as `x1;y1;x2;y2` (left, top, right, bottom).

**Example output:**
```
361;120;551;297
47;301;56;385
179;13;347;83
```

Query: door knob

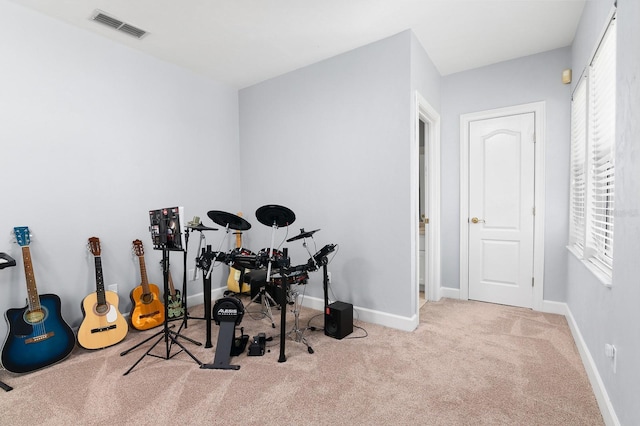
471;217;485;224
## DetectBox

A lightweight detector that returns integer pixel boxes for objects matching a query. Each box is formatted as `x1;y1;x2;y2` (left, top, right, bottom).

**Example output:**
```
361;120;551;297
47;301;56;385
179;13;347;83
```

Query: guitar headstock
13;226;31;247
88;237;101;256
132;239;144;257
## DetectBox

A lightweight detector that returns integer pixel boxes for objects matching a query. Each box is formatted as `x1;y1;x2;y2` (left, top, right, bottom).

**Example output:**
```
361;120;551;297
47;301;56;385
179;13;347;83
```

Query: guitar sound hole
95;303;109;315
141;293;154;304
24;307;47;324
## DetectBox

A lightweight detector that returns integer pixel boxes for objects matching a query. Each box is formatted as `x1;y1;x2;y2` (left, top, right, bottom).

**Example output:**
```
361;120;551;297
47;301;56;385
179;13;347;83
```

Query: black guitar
1;227;75;373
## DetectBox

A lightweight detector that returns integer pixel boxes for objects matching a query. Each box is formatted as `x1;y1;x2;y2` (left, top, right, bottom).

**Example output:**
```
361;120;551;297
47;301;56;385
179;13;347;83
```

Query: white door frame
459;102;545;311
414;92;441;313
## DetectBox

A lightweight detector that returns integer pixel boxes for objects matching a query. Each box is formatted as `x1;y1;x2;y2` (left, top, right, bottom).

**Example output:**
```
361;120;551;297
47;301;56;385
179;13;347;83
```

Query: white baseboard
541;299;568;316
439;286;460;300
298;295;419;332
189;290;416;333
561;303;620;426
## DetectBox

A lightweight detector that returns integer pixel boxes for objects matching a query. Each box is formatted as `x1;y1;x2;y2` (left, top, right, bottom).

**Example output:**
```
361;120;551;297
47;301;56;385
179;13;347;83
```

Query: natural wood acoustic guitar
77;237;128;349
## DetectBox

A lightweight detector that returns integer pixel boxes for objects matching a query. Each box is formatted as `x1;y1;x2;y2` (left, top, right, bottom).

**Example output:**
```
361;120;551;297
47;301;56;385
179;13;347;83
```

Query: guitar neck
168;269;176;296
22;246;41;311
234;212;243;249
138;255;152;294
94;256;107;305
22;246;40;311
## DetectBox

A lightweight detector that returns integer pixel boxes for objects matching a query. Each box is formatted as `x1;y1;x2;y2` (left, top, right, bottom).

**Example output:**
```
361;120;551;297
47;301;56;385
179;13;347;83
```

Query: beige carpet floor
0;297;603;425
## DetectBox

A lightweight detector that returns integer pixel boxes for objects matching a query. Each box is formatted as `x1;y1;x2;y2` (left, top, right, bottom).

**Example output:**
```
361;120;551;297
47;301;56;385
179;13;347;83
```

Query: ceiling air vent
91;10;148;39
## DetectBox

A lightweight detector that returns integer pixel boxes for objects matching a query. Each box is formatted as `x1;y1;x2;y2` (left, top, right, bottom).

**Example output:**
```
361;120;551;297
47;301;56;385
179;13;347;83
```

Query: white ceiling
11;0;585;89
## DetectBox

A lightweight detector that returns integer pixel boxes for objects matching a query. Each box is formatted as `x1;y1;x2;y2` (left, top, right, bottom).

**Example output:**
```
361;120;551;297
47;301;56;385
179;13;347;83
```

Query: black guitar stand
120;247;202;375
0;252;16;391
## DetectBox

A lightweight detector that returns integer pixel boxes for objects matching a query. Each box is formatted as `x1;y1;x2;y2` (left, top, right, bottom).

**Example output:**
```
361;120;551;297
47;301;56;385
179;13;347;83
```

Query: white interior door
468;112;535;308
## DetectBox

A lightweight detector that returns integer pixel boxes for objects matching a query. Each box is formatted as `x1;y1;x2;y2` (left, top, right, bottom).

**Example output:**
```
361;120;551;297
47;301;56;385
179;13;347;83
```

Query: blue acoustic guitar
1;227;75;374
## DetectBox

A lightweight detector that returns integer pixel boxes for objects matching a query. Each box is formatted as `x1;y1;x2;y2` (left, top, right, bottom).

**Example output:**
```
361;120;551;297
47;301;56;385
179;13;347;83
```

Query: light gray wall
440;47;572;302
239;30;440;321
411;32;441;108
5;2;638;420
0;1;241;337
567;0;640;423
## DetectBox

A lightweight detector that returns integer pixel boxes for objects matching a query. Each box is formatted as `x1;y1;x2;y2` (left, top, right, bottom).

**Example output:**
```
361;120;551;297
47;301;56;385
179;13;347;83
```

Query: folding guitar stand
120;247;202;375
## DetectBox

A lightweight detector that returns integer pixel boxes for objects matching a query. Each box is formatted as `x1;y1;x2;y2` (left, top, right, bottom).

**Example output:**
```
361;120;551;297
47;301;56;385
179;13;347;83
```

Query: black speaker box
324;301;353;339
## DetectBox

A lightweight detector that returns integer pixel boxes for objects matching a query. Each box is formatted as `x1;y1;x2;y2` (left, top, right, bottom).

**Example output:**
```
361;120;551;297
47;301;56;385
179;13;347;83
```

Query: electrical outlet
605;344;617;373
189;269;196;281
108;283;118;294
327;272;332;284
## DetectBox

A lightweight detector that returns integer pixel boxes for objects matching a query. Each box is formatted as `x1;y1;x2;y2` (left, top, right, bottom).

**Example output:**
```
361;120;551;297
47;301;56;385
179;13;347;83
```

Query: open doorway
415;93;441;319
419;118;428;307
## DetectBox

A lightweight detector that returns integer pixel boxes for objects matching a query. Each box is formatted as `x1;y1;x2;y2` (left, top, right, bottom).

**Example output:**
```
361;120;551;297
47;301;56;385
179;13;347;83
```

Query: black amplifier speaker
324;301;353;339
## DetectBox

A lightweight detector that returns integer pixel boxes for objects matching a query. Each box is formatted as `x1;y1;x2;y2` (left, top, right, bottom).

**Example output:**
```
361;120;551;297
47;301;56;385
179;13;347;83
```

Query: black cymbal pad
207;210;252;230
286;228;320;242
187;223;219;231
255;205;296;227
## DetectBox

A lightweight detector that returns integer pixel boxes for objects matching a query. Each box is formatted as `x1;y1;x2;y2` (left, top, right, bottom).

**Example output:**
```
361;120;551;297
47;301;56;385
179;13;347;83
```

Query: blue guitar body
2;226;75;373
2;293;75;374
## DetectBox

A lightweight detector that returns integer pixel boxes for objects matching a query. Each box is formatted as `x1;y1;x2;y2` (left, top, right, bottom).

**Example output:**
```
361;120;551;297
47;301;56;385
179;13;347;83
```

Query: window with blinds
569;78;587;252
569;14;616;280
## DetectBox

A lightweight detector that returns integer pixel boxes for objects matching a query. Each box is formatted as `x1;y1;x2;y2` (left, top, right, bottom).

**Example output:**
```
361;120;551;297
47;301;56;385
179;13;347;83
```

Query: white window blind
587;17;616;273
568;13;616;280
569;78;587;252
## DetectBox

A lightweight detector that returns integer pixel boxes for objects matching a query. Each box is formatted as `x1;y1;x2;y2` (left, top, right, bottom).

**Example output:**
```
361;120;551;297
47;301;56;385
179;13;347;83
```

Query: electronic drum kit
186;204;336;367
